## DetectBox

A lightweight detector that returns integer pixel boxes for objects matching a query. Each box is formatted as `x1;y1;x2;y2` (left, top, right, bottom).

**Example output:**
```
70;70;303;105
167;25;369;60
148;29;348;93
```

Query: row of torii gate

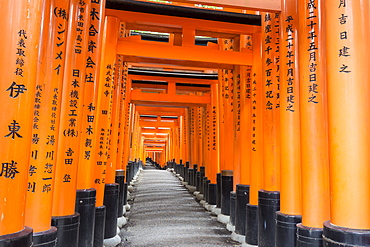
1;0;370;247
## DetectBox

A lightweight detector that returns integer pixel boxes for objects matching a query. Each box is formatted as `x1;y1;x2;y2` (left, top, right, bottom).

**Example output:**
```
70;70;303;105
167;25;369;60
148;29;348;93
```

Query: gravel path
119;165;240;247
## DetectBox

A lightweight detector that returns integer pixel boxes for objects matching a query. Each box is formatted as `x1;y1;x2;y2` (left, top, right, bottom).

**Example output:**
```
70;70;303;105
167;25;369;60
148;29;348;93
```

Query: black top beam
129;68;218;80
130;32;218;46
106;0;261;26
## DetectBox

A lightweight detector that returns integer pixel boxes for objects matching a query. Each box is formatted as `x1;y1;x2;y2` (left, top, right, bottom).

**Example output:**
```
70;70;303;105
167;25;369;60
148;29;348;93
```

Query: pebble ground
118;165;241;247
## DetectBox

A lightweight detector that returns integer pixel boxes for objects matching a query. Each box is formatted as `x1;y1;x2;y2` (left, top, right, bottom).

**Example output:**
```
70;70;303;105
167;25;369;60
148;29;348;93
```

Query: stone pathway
119;165;240;247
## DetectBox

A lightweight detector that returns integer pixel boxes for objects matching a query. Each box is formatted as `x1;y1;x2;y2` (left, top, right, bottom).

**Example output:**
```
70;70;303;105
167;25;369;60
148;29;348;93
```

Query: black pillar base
93;206;106;247
184;167;189;183
204;179;210;202
196;171;201;191
258;190;280;247
33;227;58;247
0;226;33;247
235;184;250;236
123;182;128;206
208;183;217;205
188;169;194;186
200;176;206;194
297;223;323;247
221;170;233;215
230;191;236;226
275;211;301;247
199;166;205;193
75;188;96;247
246;204;258;245
216;173;222;208
52;213;80;247
115;170;125;217
323;220;370;246
126;165;131;184
193;164;198;187
103;183;119;239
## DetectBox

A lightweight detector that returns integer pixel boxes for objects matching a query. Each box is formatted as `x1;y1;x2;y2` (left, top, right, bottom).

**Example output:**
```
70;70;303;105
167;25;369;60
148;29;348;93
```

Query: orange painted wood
117;40;253;67
249;33;263;206
298;0;330;228
325;0;370;229
25;0;66;233
261;12;280;192
239;66;252;185
121;65;131;168
52;0;91;217
218;60;226;171
0;0;43;235
106;56;124;184
76;0;106;190
233;66;241;186
130;90;211;105
105;9;261;36
222;40;235;171
165;0;281;11
209;83;220;183
279;0;302;216
91;16;120;207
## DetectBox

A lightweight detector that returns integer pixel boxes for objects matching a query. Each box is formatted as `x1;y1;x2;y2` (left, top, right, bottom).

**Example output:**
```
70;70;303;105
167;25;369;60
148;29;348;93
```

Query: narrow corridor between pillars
120;163;237;247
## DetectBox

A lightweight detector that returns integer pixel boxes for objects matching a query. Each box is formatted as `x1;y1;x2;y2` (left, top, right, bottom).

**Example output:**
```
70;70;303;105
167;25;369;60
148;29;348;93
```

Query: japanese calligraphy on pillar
2;28;31;180
263;13;275;111
337;0;350;74
235;69;241;131
306;0;321;103
283;13;298;112
28;84;60;195
183;114;187;147
198;107;202;140
251;73;258;152
274;13;281;108
121;63;130;161
206;106;210;152
246;67;252;99
211;104;217;151
94;63;114;186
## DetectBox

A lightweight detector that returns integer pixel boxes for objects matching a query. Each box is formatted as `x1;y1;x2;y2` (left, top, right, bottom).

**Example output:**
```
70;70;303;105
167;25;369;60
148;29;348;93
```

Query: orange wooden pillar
246;33;265;246
240;66;252;187
209;83;220;184
223;65;234;172
116;63;130;170
24;0;67;245
253;12;282;247
95;15;121;242
184;108;191;164
232;65;241;187
296;0;330;245
179;114;188;162
323;1;370;245
197;106;204;167
75;0;105;245
189;107;197;167
218;65;226;172
121;65;131;168
77;0;105;193
51;1;90;246
205;104;211;179
106;55;123;184
276;0;302;245
0;0;43;245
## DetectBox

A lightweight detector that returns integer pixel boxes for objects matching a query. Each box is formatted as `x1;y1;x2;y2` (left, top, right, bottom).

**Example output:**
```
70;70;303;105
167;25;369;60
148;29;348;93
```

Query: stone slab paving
119;166;241;247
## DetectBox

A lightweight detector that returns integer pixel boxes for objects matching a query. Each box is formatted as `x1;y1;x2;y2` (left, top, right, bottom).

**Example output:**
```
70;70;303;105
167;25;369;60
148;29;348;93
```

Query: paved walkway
119;165;239;247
